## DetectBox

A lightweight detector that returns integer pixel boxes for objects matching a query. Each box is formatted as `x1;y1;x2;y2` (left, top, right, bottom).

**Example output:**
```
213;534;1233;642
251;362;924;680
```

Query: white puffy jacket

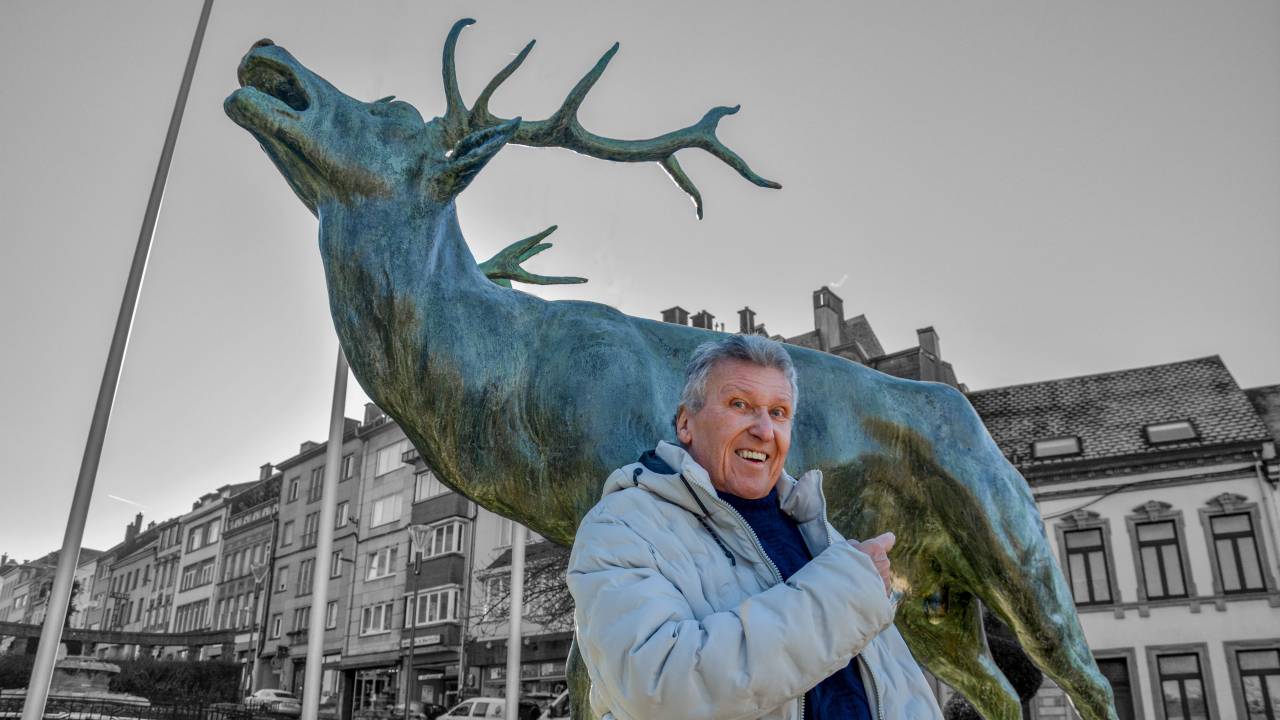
567;441;943;720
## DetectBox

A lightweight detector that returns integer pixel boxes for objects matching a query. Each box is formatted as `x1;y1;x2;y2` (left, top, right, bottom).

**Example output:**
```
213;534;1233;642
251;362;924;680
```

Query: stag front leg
897;589;1024;720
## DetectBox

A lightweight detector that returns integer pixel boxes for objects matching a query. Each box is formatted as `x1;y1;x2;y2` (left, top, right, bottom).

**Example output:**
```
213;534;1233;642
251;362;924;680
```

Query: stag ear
427;117;522;200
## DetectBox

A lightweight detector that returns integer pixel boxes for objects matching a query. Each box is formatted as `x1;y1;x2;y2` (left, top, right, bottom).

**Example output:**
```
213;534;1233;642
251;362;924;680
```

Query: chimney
124;513;143;545
259;463;274;481
363;402;384;426
813;287;845;351
660;306;690;325
916;327;941;382
690;310;715;330
737;307;757;334
300;440;320;454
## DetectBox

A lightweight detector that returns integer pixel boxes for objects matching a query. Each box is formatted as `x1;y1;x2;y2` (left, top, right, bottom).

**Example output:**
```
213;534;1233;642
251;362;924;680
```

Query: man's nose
747;409;773;440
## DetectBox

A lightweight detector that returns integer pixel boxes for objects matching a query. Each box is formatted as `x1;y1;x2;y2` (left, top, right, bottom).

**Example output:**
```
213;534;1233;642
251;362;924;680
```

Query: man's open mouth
735;449;768;463
238;55;310;112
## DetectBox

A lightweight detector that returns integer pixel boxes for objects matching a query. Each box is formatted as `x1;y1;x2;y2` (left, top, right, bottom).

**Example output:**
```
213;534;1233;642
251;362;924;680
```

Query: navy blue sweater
717;487;873;720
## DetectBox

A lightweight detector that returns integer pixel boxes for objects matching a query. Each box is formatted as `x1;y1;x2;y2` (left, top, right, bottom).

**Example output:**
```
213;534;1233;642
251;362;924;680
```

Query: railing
0;698;297;720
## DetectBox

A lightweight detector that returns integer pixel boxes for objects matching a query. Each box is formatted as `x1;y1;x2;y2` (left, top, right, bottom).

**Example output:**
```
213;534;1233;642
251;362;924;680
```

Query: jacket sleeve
567;507;895;720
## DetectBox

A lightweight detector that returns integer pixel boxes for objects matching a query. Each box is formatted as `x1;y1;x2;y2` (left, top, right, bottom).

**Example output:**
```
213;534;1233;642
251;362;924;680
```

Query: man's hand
850;532;895;596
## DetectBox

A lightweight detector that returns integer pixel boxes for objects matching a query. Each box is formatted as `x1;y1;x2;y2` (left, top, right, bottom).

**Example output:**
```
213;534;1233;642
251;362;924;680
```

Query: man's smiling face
676;359;795;499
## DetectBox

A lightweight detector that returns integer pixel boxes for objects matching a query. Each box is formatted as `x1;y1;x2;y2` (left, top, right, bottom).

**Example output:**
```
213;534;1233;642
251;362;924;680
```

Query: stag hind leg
972;537;1118;720
897;587;1023;720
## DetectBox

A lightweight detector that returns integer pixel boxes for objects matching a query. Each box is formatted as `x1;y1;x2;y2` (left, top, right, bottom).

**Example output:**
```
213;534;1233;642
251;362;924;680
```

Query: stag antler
440;18;781;219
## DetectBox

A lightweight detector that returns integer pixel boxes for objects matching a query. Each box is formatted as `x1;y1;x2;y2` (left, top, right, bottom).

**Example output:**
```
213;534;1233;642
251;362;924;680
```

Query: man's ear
427;117;522;200
675;406;693;445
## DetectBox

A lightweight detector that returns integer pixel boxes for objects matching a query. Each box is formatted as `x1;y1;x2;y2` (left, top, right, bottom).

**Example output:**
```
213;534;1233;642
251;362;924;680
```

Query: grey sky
2;1;1276;563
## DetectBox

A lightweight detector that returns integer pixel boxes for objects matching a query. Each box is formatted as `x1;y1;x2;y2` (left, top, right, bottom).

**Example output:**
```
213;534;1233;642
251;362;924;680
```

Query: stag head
225;19;780;221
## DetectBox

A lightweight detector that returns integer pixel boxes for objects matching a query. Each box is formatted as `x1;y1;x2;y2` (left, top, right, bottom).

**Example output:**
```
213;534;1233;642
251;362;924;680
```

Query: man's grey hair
679;334;800;415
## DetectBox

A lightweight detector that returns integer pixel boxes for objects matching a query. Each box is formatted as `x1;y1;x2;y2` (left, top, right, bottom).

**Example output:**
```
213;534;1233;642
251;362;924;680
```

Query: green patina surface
224;20;1118;720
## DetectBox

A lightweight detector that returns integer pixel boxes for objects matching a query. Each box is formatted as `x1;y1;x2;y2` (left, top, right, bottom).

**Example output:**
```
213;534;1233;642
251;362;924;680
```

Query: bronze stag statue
225;19;1117;719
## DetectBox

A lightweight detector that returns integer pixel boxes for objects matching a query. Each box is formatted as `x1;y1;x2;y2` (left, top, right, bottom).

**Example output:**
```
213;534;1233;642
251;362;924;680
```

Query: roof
967;356;1272;468
484;540;567;571
785;314;885;359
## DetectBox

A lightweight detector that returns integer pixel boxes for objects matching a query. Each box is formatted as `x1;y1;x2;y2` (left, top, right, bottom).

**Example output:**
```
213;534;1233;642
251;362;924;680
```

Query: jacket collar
641;441;825;524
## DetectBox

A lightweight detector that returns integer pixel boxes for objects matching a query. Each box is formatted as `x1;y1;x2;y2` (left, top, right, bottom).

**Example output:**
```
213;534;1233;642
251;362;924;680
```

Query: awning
339;649;402;670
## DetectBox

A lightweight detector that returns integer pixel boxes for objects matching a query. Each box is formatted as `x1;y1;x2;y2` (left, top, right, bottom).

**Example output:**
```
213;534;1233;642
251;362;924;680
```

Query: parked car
438;697;540;720
244;688;303;716
537;690;570;720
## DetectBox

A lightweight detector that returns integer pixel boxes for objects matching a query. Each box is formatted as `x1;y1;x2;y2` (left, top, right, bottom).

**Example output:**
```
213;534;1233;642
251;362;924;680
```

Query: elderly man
567;335;943;719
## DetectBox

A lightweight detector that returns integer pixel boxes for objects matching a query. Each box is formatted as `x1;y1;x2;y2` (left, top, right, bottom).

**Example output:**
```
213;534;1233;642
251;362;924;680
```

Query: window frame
1145;642;1218;720
1126;501;1198;605
1031;435;1082;459
1198;493;1276;598
414;470;449;502
1143;419;1200;445
374;439;410;477
404;585;461;628
359;601;394;636
1054;510;1121;608
269;613;282;639
325;600;339;630
365;546;400;581
1224;639;1280;720
370;495;403;528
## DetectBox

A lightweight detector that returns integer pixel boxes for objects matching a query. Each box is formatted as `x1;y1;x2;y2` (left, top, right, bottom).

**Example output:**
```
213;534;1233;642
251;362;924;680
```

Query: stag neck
317;196;484;288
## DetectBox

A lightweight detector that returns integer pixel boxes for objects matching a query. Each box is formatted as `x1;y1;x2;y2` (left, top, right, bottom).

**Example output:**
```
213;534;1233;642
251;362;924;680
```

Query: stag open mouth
238;55;310;112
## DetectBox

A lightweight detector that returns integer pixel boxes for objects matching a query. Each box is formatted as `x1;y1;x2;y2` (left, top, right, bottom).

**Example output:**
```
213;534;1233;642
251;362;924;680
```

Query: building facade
969;356;1280;720
264;421;361;709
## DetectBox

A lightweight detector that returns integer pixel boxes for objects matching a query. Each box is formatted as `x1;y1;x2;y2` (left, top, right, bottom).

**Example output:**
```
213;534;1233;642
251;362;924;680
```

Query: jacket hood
602;440;827;524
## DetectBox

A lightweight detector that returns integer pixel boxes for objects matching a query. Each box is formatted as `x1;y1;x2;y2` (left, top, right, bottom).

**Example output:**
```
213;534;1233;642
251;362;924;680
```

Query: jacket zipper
694;482;800;719
818;495;886;720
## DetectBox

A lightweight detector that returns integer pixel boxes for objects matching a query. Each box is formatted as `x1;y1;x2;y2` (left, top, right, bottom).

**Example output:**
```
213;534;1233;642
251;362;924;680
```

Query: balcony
413;493;472;525
401;446;421;466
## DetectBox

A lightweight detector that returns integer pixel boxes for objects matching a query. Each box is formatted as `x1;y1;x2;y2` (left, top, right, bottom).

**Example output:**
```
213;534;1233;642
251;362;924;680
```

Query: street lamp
248;560;272;696
405;524;430;720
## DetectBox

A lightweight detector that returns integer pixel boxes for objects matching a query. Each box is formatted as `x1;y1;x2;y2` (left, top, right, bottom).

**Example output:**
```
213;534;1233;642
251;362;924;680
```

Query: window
287;478;300;502
1236;649;1280;720
1137;521;1187;599
375;439;411;476
1064;528;1112;605
330;551;344;578
281;521;295;547
186;520;219;551
308;467;324;502
370;495;402;527
482;575;510;618
298;559;315;596
292;606;310;632
276;566;289;593
417;521;466;559
366;547;399;580
179;559;216;592
360;601;394;635
302;513;320;548
269;613;282;638
497;517;514;547
325;601;339;630
335;502;350;529
340;453;355;480
1031;436;1081;459
1145;420;1199;445
1209;513;1265;593
406;586;459;627
414;471;448;502
1157;653;1209;720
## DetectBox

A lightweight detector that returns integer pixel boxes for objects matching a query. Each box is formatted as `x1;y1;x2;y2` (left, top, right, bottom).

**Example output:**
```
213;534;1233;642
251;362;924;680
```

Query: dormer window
1032;436;1082;459
1144;420;1198;445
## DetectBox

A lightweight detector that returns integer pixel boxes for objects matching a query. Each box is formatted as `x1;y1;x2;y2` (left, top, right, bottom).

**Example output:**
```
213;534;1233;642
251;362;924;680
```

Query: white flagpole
22;2;214;718
302;348;348;719
503;524;527;720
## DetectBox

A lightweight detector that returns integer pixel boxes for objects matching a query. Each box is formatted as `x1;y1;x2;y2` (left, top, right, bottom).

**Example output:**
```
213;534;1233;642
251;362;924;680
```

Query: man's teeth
736;450;767;461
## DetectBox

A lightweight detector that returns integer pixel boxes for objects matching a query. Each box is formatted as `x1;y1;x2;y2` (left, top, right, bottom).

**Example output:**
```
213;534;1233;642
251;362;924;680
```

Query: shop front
467;632;572;699
402;626;462;711
341;650;404;720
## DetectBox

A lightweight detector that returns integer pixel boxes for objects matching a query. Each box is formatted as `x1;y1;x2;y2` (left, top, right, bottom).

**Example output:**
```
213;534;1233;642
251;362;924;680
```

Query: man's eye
730;399;748;410
770;408;787;419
